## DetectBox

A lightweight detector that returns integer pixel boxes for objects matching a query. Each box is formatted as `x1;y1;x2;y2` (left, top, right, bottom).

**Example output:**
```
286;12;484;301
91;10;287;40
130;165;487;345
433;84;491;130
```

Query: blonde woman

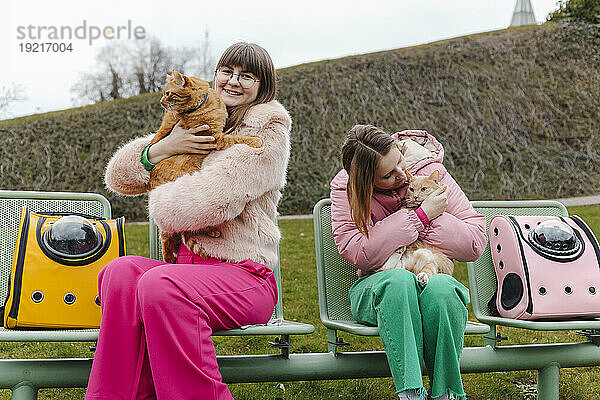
330;124;486;400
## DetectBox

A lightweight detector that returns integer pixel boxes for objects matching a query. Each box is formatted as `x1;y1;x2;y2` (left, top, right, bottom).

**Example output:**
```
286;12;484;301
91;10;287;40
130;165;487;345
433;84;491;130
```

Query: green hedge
1;23;599;220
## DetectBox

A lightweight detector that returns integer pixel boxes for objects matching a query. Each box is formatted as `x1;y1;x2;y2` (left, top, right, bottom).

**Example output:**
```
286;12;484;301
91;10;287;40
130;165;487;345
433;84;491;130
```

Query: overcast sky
2;0;560;119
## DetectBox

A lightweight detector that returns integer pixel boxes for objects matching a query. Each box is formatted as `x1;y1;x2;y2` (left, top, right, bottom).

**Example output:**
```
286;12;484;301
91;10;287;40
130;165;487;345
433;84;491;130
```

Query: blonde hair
341;125;395;238
214;42;277;133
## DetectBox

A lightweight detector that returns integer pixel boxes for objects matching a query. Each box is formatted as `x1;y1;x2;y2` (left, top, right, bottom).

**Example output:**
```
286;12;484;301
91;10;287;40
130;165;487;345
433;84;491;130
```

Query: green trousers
349;268;470;399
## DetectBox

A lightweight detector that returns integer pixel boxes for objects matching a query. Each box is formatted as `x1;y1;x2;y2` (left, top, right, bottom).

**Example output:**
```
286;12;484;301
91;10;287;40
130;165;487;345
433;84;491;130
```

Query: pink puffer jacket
330;130;487;276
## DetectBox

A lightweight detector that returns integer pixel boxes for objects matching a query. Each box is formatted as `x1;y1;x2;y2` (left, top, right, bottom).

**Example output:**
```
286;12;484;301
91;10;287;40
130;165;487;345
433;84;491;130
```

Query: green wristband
141;144;156;171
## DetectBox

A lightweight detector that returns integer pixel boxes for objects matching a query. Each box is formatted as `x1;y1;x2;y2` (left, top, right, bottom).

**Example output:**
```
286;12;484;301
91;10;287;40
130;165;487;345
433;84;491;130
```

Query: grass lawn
1;206;599;399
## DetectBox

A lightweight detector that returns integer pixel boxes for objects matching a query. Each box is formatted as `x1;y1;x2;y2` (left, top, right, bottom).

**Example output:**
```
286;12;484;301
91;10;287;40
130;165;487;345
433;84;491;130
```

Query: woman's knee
135;267;182;310
99;256;148;290
421;274;470;309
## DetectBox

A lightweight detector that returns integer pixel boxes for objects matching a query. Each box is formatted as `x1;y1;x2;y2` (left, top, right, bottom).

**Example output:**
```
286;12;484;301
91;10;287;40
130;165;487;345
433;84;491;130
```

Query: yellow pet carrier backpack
2;207;125;328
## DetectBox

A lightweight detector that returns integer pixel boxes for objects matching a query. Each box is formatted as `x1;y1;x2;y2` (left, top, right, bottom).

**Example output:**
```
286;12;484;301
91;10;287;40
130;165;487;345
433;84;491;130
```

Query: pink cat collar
414;207;430;226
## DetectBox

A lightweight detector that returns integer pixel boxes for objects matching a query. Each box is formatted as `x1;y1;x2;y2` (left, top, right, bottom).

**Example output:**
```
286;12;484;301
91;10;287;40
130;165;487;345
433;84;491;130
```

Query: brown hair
341;124;395;238
214;42;277;133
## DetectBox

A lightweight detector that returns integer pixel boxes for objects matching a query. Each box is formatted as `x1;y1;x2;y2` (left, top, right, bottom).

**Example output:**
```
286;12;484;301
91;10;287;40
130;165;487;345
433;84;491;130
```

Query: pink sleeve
418;163;487;262
104;134;153;196
330;183;426;275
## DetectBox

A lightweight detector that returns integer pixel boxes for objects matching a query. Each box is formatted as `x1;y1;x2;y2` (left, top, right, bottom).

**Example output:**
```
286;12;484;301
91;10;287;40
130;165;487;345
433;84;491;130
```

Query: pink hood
330;130;487;276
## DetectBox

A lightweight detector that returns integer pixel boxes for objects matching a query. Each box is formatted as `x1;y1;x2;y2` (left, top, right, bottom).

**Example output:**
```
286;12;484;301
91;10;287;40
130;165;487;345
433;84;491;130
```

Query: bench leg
327;329;338;354
483;324;498;349
11;382;37;400
537;363;559;400
326;329;350;355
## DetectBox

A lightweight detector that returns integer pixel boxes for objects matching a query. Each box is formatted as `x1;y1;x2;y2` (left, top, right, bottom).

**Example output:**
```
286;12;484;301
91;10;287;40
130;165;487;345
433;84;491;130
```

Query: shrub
548;0;600;24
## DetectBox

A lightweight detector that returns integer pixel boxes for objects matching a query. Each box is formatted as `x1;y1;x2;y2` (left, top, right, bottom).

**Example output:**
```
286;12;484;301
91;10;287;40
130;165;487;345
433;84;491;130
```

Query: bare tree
70;41;131;105
0;83;28;119
70;32;216;106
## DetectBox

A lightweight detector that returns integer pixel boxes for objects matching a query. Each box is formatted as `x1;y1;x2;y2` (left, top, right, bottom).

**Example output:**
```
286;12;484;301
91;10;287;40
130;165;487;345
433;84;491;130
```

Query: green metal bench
466;200;600;398
313;198;490;353
313;198;600;399
2;192;600;400
466;200;600;347
0;190;313;399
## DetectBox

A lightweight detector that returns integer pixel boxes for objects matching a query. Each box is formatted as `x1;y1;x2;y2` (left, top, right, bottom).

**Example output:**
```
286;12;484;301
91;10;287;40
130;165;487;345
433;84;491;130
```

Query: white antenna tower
510;0;537;27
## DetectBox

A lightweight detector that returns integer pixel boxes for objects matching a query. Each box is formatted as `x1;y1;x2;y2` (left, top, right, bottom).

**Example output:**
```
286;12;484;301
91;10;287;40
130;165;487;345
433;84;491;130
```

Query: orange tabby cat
150;69;263;263
378;170;454;286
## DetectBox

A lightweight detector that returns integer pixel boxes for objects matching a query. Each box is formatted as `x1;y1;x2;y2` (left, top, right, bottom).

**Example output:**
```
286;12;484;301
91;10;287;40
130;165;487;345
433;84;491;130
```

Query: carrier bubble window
528;220;581;256
42;215;103;259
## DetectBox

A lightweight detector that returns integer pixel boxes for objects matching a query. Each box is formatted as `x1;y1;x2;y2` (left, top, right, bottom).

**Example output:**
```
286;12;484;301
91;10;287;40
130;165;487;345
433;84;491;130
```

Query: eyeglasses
214;68;260;89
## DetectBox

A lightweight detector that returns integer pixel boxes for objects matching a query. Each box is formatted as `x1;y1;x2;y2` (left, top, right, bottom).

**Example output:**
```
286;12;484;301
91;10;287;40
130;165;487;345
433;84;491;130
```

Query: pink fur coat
104;100;292;270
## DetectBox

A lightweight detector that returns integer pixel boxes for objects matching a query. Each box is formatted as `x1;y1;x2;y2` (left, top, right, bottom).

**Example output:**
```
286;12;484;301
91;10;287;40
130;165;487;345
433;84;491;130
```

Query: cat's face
405;170;440;208
160;70;210;113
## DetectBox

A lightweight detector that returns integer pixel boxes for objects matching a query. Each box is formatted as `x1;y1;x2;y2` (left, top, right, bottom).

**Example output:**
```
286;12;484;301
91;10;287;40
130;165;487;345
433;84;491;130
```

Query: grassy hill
1;22;599;220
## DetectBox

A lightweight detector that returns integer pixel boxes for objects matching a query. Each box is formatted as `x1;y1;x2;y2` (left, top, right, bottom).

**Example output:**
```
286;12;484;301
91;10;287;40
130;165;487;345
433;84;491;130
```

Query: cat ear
405;169;413;181
171;69;187;87
166;73;174;82
429;170;440;184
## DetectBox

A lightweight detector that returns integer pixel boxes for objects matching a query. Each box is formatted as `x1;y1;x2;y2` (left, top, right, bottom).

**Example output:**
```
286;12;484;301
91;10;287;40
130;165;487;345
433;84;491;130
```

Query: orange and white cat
150;69;263;263
378;170;454;286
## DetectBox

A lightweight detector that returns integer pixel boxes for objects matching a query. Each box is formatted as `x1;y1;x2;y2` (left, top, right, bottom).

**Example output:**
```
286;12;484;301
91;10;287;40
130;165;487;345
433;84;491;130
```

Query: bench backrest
0;190;111;307
149;218;285;323
466;200;568;323
313;198;358;324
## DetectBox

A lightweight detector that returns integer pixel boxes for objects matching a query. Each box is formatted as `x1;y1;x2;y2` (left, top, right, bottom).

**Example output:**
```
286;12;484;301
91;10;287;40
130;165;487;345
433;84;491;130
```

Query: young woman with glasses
85;42;291;400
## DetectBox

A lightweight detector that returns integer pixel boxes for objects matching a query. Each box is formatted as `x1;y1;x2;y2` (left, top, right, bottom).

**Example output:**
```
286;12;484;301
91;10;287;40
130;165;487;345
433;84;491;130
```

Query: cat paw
416;272;429;286
247;137;263;148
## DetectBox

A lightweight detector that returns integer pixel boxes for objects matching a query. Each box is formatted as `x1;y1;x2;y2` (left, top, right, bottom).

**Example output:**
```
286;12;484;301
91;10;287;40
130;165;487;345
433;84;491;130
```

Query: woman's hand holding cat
420;184;450;221
148;122;217;164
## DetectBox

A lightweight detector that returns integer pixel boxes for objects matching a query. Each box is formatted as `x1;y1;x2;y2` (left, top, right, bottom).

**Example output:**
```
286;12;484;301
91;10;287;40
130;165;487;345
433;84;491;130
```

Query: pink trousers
84;245;278;400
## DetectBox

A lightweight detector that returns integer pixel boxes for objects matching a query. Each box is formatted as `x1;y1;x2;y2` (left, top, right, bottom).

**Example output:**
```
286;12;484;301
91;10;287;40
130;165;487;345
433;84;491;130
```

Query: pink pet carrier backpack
488;215;600;320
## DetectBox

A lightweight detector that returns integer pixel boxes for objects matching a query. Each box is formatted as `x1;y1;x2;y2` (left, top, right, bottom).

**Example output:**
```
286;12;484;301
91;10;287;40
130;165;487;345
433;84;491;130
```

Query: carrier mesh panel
470;205;567;318
0;197;105;307
318;203;359;321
